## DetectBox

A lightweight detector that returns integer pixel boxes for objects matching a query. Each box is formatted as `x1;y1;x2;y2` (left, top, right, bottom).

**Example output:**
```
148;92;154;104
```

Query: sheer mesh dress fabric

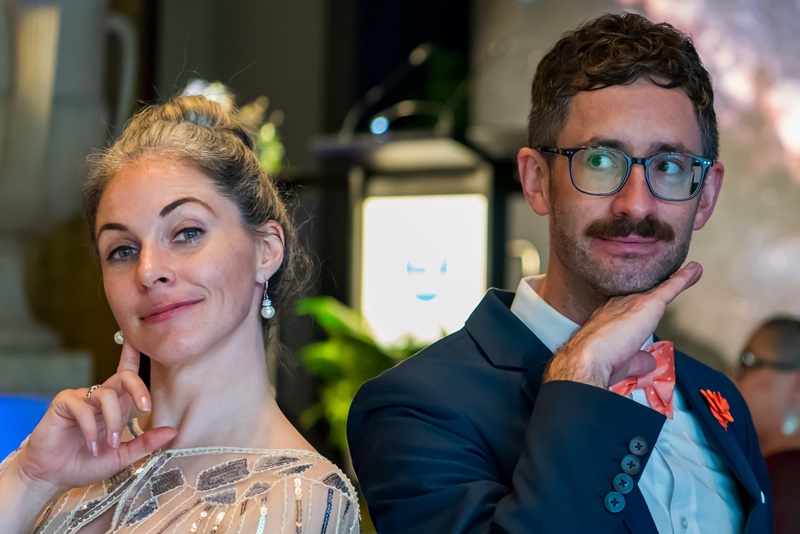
2;420;360;533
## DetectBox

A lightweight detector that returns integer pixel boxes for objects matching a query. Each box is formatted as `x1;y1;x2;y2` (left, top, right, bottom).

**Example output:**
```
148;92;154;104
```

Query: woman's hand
0;341;176;527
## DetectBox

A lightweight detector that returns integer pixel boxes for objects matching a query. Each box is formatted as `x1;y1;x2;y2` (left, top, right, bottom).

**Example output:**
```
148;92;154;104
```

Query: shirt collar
510;275;580;353
510;275;654;352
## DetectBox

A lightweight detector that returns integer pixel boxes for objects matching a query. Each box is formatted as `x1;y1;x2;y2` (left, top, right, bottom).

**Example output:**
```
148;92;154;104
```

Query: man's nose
610;163;657;221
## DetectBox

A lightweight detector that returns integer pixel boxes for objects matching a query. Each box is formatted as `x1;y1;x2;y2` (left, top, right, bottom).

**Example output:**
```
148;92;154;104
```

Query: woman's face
95;156;282;361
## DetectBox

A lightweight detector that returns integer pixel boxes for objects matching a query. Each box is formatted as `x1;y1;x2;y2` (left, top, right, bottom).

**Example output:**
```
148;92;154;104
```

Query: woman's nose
136;245;174;288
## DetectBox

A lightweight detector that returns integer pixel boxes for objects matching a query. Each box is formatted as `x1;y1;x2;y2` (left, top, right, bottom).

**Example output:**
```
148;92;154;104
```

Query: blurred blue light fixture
370;116;390;135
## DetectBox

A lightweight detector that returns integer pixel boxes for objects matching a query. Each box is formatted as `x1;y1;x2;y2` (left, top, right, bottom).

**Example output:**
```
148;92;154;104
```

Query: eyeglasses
538;146;714;202
738;349;800;375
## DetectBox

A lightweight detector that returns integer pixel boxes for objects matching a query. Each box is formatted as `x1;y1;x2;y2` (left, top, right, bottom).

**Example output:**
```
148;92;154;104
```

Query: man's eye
586;153;615;170
655;159;685;175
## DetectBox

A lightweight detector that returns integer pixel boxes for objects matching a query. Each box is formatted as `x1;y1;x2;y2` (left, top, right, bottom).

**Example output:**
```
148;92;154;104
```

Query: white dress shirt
510;276;743;534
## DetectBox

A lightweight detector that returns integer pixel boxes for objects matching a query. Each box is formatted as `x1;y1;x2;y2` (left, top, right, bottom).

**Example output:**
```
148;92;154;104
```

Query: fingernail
141;396;151;412
111;432;120;449
91;441;98;457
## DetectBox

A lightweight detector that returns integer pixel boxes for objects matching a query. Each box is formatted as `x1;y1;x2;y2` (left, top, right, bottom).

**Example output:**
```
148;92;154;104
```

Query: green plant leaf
296;296;378;344
296;295;433;461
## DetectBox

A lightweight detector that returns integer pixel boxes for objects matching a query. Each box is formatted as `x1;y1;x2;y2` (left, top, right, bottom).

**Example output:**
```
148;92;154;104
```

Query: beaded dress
1;420;360;533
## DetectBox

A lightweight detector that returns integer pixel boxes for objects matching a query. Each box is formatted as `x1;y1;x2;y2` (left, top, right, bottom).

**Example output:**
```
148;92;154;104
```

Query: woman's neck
139;339;282;450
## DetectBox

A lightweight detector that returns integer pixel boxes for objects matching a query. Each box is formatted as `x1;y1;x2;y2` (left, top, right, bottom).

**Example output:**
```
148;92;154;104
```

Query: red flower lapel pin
700;389;734;430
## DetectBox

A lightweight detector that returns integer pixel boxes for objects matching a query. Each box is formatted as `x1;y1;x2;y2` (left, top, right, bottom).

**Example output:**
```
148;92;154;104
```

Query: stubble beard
549;200;693;298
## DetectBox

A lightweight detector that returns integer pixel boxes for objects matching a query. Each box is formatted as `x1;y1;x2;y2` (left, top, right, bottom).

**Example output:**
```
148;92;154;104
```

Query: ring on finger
86;384;103;402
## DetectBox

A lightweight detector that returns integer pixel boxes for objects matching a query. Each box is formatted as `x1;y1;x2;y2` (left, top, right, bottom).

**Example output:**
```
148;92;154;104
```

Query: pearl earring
260;280;275;319
114;330;124;345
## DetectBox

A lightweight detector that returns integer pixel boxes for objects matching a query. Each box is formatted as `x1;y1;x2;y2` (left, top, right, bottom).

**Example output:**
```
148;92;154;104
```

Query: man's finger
608;351;657;386
652;261;703;305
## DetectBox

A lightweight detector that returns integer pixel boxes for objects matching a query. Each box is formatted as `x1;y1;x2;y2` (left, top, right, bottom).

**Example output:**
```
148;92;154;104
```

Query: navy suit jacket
347;289;774;533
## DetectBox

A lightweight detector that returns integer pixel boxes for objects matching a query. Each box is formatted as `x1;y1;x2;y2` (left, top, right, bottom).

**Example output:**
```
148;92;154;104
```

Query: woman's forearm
0;453;57;530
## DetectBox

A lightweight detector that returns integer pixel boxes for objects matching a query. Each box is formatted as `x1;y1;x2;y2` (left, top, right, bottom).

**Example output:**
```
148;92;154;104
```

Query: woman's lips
141;299;202;323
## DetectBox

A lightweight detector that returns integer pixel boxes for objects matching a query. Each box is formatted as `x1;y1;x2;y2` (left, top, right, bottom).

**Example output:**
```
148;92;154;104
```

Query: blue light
370;116;390;135
0;395;51;458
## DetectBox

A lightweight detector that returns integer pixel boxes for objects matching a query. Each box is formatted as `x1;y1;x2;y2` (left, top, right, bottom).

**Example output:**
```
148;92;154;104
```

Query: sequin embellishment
204;489;237;505
197;458;249;491
254;455;298;472
31;447;361;534
322;473;351;496
209;511;226;533
294;477;303;534
255;497;268;534
245;481;271;497
321;488;333;534
150;468;184;497
126;498;158;525
190;506;212;532
104;465;135;494
278;463;312;476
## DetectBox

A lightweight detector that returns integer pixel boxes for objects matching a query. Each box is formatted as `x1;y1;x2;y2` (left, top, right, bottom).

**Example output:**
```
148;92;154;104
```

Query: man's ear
256;220;285;282
518;147;551;216
693;162;724;230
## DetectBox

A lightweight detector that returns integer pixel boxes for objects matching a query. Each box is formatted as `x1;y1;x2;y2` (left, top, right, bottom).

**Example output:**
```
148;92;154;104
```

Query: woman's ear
256;220;285;283
518;147;551;216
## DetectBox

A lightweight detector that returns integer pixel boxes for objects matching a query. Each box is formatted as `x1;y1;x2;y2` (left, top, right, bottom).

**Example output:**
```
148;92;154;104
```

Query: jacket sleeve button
604;491;626;513
621;454;641;475
628;436;649;456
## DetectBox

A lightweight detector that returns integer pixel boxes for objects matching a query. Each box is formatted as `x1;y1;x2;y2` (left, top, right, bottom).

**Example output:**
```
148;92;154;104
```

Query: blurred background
1;0;798;497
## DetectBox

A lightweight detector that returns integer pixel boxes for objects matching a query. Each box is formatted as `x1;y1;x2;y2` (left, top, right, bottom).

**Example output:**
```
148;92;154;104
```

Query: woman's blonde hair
83;95;309;324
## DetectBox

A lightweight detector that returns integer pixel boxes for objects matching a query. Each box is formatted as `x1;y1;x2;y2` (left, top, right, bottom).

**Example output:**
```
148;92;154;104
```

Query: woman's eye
108;246;138;262
175;227;204;242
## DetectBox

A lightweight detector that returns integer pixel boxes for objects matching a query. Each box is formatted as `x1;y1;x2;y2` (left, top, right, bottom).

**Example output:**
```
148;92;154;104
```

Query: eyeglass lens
572;147;704;200
739;350;800;373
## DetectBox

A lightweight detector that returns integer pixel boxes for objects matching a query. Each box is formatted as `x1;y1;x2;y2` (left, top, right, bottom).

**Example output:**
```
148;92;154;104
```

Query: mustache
585;216;675;242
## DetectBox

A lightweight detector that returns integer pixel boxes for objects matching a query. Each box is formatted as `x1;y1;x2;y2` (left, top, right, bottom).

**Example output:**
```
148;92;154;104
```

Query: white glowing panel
361;194;488;346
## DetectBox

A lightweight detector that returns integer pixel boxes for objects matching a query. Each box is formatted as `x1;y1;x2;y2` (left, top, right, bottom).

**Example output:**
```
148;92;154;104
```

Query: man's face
543;78;721;298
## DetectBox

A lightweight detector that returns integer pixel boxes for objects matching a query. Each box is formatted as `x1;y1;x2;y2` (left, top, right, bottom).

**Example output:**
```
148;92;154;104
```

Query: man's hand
544;261;703;389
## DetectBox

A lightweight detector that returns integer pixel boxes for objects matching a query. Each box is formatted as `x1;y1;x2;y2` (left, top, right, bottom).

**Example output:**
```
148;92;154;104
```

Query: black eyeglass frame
538;146;715;202
739;349;800;373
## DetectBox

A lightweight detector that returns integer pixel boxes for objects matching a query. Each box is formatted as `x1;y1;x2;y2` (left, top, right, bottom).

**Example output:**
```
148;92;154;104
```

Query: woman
0;95;360;532
735;316;800;533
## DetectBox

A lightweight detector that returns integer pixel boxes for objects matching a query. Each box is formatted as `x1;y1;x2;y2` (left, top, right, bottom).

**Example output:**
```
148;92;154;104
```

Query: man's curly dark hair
528;12;718;160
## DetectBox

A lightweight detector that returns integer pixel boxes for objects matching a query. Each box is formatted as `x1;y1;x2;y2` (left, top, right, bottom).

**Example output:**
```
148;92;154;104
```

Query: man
735;316;800;533
348;12;772;533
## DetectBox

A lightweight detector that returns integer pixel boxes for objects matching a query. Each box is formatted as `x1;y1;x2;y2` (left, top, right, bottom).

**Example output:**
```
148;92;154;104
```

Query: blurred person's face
95;156;283;362
735;329;797;442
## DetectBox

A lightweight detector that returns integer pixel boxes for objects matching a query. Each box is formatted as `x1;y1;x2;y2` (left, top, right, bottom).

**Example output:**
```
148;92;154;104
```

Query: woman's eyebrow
159;197;215;218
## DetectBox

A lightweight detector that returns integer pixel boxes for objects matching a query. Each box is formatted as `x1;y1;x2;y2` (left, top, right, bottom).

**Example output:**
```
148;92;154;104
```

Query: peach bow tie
609;341;676;419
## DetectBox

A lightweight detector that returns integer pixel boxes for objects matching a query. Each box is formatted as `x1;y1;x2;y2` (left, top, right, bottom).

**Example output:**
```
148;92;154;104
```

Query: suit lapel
463;289;552;404
675;357;761;502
